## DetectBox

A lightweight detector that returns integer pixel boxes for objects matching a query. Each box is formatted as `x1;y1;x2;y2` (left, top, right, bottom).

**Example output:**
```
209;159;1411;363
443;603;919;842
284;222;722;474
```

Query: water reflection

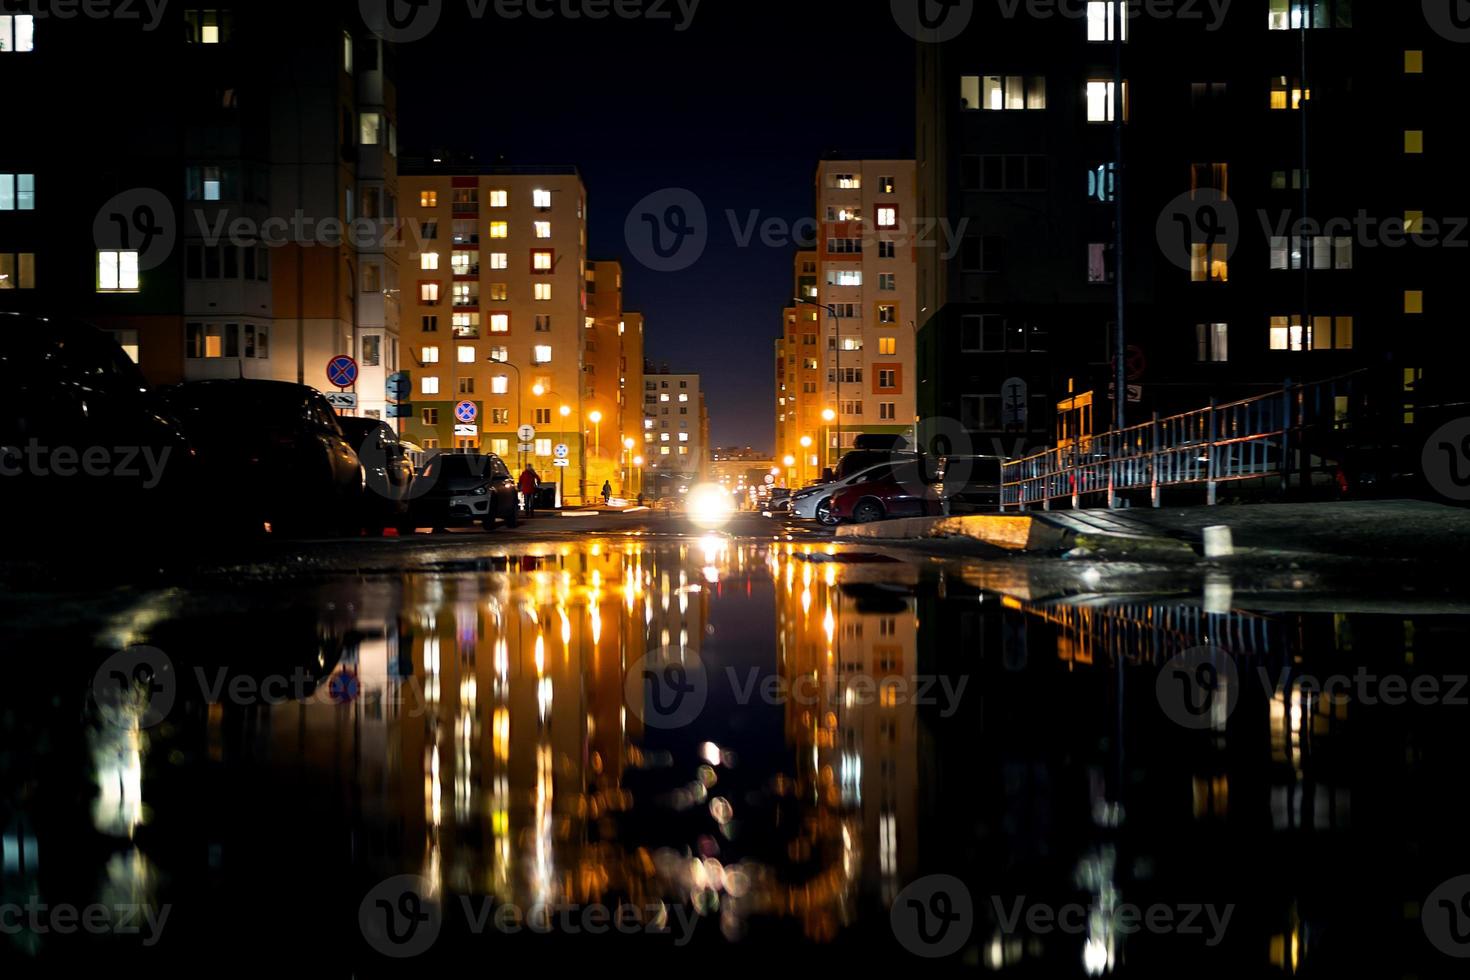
1;541;1468;973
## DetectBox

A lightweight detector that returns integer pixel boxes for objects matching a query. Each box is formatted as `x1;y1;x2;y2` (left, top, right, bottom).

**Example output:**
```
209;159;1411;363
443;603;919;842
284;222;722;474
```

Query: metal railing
1001;374;1361;511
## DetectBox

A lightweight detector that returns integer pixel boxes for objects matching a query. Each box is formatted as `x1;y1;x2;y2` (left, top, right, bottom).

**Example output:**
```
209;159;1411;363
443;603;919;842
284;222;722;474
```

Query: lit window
1269;316;1307;352
535;438;553;457
1405;290;1424;314
661;447;671;456
488;282;507;301
491;375;510;394
532;249;554;272
343;31;353;72
828;173;861;189
97;250;140;293
420;190;438;208
1;14;36;52
878;304;898;324
533;189;553;208
184;10;228;44
679;433;689;442
1405;130;1424;154
422;346;440;363
534;283;552;301
1195;323;1229;362
963;75;1046;111
490;314;510;333
420;252;438;271
1405;211;1424;234
679;394;690;403
489;252;508;270
0;173;36;210
1086;80;1126;122
1405;50;1423;74
457;345;476;364
489;221;508;238
1086;2;1127;41
879;337;897;355
532;345;552;365
876;207;898;228
422;377;441;395
489;190;508;208
0;252;36;289
534;221;552;239
1269;77;1309;110
360;113;381;145
1190;243;1229;282
490;346;508;363
420;282;440;303
878;176;896;194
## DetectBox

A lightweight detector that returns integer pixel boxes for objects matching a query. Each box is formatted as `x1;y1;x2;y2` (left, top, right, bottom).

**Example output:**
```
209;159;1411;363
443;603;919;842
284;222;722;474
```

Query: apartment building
775;163;919;480
585;260;646;497
643;368;707;494
916;2;1464;457
1;4;403;416
396;164;589;498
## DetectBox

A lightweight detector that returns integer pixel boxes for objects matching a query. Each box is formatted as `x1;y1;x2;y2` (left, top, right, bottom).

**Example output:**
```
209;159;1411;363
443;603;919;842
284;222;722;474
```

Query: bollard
1203;525;1234;559
1204;573;1234;614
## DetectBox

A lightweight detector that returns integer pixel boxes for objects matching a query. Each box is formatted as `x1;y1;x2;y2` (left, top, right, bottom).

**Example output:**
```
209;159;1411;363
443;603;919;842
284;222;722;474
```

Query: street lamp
799;435;813;486
588;410;603;458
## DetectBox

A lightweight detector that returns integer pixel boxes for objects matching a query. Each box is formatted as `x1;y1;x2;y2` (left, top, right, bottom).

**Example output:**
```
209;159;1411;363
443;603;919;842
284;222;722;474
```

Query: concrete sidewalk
836;500;1468;565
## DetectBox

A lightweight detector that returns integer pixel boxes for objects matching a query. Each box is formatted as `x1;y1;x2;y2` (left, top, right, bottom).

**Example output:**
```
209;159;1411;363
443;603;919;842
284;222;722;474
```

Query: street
3;511;1469;973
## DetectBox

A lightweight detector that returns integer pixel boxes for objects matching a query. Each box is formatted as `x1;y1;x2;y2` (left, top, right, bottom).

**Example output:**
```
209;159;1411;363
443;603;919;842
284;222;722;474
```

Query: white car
791;463;898;525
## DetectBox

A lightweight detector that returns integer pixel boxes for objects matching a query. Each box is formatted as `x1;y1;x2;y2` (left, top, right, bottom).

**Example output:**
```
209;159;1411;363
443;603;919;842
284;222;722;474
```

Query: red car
827;462;944;524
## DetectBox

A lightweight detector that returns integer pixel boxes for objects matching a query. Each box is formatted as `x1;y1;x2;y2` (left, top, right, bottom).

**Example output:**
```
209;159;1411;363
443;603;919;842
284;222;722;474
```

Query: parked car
793;460;914;526
0;313;194;539
410;452;519;532
827;462;943;524
160;380;364;536
339;417;415;534
936;455;1004;513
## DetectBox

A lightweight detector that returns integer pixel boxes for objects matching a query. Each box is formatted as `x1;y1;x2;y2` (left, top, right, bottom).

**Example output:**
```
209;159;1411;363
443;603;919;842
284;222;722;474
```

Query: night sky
396;1;915;452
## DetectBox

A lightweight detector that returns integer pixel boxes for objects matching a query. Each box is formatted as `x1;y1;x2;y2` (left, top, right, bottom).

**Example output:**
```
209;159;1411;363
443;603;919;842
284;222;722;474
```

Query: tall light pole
795;298;842;470
799;435;813;486
491;357;523;467
533;383;573;505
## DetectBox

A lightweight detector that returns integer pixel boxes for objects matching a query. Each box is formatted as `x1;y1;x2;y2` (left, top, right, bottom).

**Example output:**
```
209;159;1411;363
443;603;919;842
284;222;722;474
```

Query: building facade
396;164;592;499
643;368;708;494
1;3;404;418
776;162;919;483
915;2;1464;462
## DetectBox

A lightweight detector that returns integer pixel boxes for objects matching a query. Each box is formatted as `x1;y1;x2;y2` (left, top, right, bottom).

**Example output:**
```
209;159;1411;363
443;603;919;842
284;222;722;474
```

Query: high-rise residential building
1;4;403;414
643;367;707;494
778;163;917;478
396;164;591;500
916;3;1463;459
585;260;646;497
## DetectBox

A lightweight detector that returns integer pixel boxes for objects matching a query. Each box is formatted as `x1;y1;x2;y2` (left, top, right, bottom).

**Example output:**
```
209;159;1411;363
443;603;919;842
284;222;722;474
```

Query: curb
835;514;1071;552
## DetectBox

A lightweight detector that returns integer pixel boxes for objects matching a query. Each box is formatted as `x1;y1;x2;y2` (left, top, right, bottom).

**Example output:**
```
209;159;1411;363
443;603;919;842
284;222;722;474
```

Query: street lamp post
795;298;842;470
799;435;813;486
490;358;523;468
533;383;575;506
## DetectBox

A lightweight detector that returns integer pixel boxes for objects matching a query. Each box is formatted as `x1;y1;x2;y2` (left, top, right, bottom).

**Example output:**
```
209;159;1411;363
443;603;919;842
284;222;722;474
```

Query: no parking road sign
455;401;479;425
327;355;359;390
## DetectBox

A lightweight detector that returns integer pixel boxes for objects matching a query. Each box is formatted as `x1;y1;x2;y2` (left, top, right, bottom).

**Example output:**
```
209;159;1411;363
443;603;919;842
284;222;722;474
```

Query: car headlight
472;484;490;496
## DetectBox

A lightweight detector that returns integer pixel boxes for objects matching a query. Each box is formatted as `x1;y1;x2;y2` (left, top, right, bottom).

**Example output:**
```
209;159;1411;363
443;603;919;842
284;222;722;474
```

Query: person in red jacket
518;465;541;516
